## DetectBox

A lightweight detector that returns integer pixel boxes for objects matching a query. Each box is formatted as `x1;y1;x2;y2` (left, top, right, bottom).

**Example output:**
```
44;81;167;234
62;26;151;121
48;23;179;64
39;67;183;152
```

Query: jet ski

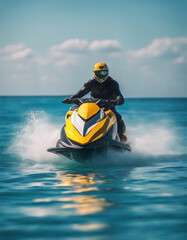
47;98;131;161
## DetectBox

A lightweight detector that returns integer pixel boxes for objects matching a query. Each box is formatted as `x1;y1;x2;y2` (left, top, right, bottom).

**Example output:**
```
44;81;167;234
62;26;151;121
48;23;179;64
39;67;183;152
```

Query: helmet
93;62;109;83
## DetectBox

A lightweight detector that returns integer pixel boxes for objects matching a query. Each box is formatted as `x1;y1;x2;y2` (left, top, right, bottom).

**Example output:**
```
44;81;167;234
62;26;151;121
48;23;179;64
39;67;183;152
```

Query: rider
63;62;127;142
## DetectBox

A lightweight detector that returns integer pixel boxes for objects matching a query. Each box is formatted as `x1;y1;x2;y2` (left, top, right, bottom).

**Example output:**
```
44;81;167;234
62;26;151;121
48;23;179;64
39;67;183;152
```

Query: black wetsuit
71;76;126;138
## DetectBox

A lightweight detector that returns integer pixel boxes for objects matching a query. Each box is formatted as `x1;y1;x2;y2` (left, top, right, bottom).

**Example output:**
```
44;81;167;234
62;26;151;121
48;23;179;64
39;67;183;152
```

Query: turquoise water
0;97;187;240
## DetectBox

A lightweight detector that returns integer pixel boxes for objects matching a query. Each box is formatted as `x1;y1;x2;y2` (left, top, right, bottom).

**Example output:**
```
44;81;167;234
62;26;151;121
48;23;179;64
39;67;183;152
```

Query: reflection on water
34;171;112;216
72;223;109;231
55;172;104;191
56;171;111;215
61;195;110;215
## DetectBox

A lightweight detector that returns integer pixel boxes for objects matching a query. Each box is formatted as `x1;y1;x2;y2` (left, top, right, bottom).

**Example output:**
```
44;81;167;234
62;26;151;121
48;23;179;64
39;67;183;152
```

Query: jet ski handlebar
93;98;118;107
62;97;117;107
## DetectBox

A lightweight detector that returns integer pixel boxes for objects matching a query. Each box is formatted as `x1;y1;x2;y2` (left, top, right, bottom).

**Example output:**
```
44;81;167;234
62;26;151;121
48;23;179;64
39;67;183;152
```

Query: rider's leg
112;109;127;142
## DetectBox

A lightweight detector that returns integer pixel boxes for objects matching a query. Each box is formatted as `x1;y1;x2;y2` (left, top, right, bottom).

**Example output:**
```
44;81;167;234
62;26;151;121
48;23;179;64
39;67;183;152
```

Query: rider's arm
70;80;92;99
114;81;124;105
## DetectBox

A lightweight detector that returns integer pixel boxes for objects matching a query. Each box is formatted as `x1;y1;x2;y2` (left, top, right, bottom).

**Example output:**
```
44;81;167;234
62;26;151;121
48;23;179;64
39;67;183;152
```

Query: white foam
10;111;181;163
10;111;60;161
128;123;177;155
87;120;181;168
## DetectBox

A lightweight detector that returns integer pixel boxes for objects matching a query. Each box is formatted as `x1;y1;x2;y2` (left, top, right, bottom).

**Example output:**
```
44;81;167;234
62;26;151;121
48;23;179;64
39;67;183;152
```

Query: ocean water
0;96;187;240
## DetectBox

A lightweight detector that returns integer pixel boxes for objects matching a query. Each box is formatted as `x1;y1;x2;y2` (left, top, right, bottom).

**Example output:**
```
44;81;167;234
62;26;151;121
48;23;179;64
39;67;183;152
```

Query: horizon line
0;95;186;99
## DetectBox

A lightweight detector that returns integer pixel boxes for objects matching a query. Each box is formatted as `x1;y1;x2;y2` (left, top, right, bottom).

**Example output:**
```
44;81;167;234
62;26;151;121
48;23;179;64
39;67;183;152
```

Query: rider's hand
62;97;72;104
116;96;124;105
99;99;108;105
94;99;109;108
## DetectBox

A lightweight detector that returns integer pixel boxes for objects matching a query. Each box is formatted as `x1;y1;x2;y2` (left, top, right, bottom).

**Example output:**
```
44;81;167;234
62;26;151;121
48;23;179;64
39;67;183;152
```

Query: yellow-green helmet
93;62;109;83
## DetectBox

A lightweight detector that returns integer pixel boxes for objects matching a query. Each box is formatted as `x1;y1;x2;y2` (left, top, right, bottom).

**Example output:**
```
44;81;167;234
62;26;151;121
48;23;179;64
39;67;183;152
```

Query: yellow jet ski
47;98;131;161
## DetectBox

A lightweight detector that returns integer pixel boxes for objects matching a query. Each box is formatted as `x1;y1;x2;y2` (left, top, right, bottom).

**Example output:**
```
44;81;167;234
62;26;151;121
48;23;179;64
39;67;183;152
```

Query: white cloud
175;56;185;64
48;39;122;67
127;37;187;62
54;53;79;67
39;75;49;82
50;39;121;55
9;48;32;60
0;43;25;54
0;43;32;61
123;37;187;97
35;56;51;66
1;38;186;97
48;39;89;67
50;39;88;54
89;40;121;52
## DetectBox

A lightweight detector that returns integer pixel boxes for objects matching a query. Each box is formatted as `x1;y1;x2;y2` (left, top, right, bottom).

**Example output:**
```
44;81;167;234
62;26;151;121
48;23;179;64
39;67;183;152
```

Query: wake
10;111;60;161
10;111;185;166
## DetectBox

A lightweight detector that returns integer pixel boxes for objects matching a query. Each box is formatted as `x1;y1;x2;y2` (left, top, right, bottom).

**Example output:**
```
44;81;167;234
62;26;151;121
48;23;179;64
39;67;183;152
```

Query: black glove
62;97;73;104
116;96;124;105
94;99;109;107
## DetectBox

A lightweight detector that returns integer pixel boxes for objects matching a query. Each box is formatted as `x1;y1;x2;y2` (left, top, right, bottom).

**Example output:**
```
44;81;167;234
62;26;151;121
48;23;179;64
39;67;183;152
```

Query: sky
0;0;187;97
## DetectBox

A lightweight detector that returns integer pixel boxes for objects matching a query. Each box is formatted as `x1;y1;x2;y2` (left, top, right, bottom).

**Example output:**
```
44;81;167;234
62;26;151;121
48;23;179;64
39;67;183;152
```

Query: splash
10;111;181;164
10;111;60;161
128;122;177;155
86;121;181;168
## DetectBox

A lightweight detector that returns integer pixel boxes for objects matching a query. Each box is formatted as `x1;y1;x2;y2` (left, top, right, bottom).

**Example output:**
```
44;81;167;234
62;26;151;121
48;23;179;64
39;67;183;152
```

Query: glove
62;97;73;104
116;96;124;105
98;99;108;105
96;99;109;106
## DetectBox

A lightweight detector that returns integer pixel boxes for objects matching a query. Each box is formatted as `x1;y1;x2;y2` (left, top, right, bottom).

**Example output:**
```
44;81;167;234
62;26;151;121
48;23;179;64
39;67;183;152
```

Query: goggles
94;70;108;80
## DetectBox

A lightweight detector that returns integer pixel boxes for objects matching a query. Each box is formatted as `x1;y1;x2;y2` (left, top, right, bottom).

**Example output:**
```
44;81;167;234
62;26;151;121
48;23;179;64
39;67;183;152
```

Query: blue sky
0;0;187;96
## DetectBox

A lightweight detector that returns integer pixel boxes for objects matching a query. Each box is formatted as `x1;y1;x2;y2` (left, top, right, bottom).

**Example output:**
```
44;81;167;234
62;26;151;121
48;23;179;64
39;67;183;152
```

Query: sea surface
0;96;187;240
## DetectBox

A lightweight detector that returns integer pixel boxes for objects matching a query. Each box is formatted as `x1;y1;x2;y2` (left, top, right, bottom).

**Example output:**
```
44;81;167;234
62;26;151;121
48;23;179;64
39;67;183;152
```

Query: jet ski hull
47;99;131;162
47;138;131;162
47;146;105;161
